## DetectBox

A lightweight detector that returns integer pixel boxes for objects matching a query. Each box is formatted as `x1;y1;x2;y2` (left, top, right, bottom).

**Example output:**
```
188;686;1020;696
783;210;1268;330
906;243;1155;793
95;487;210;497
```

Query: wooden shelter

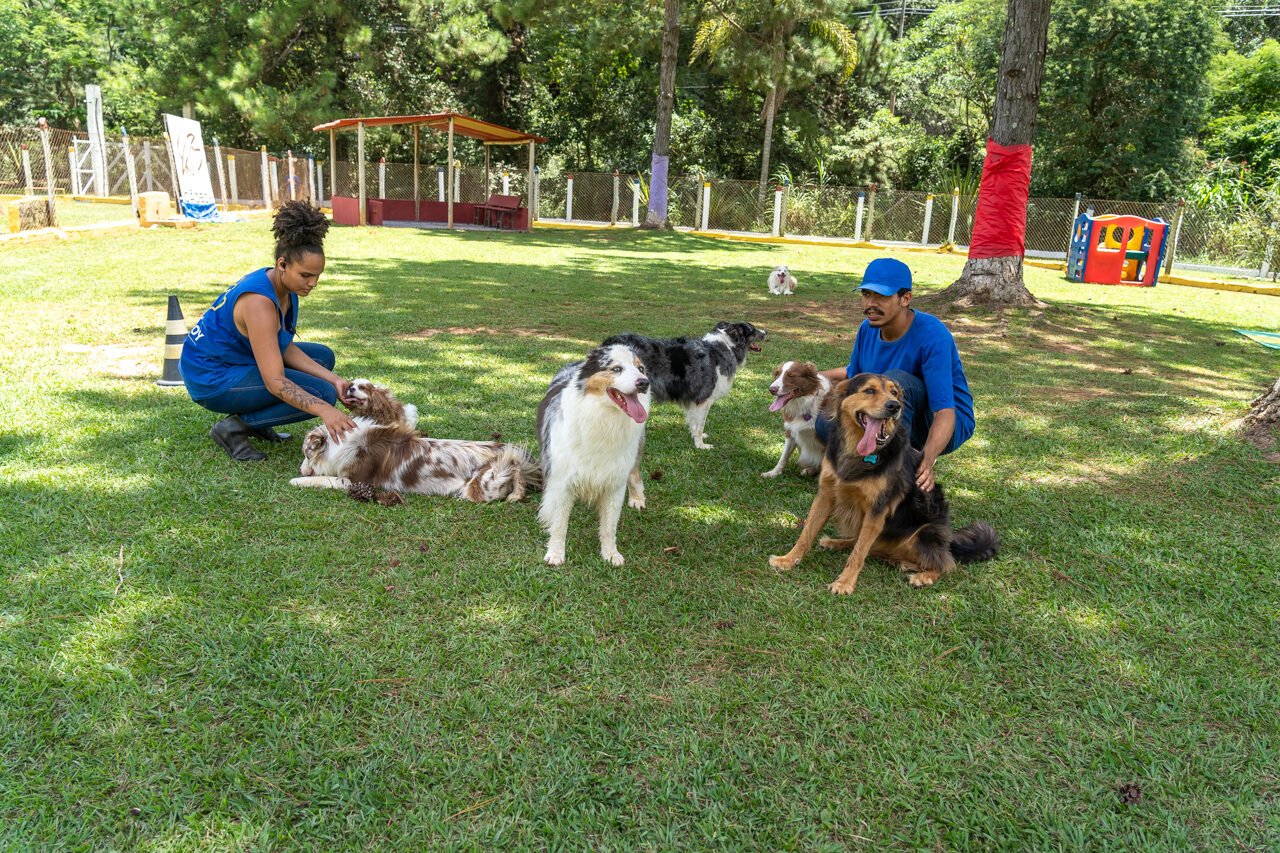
312;113;546;229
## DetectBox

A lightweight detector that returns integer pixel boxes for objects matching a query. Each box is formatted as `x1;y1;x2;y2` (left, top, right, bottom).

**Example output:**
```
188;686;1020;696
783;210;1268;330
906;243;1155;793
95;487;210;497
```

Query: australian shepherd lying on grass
290;419;541;503
769;373;998;594
537;343;651;566
762;360;832;478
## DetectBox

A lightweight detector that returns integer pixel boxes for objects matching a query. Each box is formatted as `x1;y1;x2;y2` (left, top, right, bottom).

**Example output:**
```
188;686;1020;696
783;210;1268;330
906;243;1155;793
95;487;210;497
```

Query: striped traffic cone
156;295;186;387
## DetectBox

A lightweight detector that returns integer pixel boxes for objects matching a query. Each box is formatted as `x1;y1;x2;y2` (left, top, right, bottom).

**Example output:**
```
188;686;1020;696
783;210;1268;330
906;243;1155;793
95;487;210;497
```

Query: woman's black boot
246;424;292;442
210;415;268;462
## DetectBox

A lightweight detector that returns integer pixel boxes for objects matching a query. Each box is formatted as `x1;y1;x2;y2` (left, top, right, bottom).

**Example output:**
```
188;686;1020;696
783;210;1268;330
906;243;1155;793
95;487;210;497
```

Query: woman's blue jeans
192;342;337;429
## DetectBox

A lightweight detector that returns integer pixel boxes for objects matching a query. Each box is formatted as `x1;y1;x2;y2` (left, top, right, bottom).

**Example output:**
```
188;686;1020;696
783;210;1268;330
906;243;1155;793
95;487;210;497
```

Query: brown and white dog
290;419;541;503
767;265;797;296
344;379;419;429
762;360;832;478
536;343;651;566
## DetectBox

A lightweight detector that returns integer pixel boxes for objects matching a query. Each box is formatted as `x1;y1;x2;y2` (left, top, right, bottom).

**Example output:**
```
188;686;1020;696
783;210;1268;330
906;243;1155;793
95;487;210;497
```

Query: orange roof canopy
312;112;546;144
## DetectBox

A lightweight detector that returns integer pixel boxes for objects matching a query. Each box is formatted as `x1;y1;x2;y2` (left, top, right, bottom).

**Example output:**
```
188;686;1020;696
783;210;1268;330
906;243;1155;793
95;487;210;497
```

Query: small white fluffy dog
536;343;651;566
762;360;832;478
767;265;798;296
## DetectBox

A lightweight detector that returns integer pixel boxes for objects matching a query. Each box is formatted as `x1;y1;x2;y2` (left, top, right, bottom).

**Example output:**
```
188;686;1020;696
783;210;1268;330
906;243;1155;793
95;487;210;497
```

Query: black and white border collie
536;343;651;566
768;265;797;296
290;419;540;503
602;321;766;449
762;360;832;478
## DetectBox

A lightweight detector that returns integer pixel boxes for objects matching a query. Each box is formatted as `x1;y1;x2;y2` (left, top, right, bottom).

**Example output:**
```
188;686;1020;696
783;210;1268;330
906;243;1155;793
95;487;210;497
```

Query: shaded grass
1;223;1279;850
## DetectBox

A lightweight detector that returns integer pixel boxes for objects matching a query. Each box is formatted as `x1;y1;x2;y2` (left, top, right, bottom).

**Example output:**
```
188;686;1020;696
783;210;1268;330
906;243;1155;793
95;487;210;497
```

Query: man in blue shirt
816;258;975;491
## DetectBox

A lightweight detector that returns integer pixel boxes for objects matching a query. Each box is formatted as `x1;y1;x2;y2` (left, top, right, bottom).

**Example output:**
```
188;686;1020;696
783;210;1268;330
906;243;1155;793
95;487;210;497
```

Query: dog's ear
772;363;783;378
824;378;853;417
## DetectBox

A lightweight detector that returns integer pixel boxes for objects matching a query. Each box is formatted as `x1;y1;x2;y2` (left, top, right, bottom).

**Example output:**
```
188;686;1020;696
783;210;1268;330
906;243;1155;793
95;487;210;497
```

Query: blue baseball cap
858;258;912;296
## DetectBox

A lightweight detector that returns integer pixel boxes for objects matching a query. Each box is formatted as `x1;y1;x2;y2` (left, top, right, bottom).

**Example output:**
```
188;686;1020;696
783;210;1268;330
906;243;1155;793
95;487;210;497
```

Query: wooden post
437;165;445;202
271;160;281;204
413;125;420;222
772;185;783;236
446;116;455;228
329;129;337;199
1164;199;1186;275
866;184;877;242
378;156;385;200
68;146;79;196
288;150;297;201
611;170;620;225
921;193;935;246
701;181;711;231
39;128;54;202
260;145;271;207
566;173;574;221
527;141;536;224
357;121;366;226
213;137;227;208
503;170;511;195
948;187;960;245
143;141;154;192
633;177;640;226
484;144;491;199
228;155;238;205
122;130;139;220
453;159;460;203
21;144;34;195
316;163;324;206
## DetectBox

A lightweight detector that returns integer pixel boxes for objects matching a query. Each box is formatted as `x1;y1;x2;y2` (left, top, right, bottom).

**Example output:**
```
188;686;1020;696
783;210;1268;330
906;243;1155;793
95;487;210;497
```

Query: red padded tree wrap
968;138;1033;259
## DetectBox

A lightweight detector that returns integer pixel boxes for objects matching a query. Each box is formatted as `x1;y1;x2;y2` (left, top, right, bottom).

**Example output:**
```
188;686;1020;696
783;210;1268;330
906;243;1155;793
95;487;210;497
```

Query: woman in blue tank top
180;201;357;461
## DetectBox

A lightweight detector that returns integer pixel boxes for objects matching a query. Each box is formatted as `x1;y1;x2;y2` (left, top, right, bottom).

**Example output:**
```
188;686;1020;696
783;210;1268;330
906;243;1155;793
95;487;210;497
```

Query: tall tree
936;0;1051;307
690;0;858;199
642;0;680;228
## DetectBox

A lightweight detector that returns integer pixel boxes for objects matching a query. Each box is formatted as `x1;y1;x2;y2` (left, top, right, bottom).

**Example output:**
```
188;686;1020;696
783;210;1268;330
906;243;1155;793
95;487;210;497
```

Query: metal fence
1;124;316;212
5;123;1271;278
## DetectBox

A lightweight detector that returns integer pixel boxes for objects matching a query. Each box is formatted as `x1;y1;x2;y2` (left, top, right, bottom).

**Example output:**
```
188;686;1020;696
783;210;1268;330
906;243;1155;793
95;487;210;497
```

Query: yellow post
447;116;455;229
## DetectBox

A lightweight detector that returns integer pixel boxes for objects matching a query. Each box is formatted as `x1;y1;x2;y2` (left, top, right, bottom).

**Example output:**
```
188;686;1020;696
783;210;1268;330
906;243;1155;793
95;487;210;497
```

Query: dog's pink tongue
622;393;648;424
857;419;882;456
769;394;791;412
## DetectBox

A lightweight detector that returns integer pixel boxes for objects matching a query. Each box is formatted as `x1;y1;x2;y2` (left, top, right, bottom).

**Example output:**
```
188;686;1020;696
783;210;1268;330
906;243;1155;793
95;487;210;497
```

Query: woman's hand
333;377;356;407
321;405;357;442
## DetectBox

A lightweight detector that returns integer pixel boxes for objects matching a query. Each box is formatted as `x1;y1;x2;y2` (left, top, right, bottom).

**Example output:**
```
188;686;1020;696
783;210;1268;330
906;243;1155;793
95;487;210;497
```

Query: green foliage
1034;0;1220;200
1204;41;1280;173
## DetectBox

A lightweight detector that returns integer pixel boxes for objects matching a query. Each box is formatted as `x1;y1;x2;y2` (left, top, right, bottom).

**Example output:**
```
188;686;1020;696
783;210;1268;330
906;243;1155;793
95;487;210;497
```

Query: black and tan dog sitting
769;373;998;594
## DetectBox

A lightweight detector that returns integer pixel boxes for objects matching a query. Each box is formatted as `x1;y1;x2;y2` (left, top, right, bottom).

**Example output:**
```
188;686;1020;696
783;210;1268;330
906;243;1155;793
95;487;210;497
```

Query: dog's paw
817;536;839;551
544;548;565;566
628;495;646;510
828;578;858;595
601;550;625;567
694;440;714;450
908;571;941;588
769;554;797;572
761;469;782;478
800;466;818;477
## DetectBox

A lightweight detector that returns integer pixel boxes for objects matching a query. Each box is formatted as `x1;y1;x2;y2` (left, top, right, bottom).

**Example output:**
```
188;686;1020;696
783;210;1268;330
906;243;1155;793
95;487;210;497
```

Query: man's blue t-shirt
179;268;298;400
846;310;975;446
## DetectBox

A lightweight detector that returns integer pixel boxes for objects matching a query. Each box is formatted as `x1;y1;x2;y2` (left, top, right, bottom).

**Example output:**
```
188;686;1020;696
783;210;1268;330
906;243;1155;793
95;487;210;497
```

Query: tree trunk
642;0;680;230
1245;376;1280;435
937;0;1052;307
757;84;777;203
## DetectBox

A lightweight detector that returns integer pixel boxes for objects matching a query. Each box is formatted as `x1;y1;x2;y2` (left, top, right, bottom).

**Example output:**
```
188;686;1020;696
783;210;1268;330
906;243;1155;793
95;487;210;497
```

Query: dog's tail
950;522;999;563
503;444;544;493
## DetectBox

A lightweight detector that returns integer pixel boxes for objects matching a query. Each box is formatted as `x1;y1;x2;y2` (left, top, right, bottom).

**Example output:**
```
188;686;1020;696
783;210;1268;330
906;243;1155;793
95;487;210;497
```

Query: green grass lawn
55;197;137;228
2;223;1278;850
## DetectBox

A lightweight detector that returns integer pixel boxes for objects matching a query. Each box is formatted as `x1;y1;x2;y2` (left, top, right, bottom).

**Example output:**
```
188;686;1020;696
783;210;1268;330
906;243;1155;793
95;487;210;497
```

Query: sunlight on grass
1057;604;1115;634
459;603;523;627
673;501;748;526
52;594;174;682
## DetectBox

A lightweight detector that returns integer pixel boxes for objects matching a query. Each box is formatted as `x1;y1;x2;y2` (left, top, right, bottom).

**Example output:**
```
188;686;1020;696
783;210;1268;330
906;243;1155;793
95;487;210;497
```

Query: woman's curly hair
272;200;330;263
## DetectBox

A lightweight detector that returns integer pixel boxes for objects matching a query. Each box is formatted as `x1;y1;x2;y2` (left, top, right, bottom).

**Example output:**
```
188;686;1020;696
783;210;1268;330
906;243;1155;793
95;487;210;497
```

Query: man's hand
916;456;937;492
321;406;357;442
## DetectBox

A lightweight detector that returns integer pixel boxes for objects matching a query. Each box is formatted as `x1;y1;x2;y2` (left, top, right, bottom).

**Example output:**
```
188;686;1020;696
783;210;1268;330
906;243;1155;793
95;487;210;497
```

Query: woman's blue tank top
179;268;299;400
